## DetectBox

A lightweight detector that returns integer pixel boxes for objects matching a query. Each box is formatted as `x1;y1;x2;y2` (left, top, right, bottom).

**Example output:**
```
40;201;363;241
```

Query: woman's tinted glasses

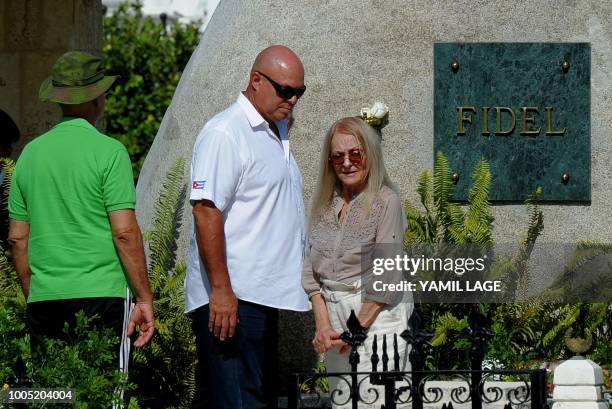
329;149;364;166
257;71;306;100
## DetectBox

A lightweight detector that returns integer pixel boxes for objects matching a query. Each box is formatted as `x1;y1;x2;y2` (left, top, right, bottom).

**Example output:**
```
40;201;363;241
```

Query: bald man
185;45;310;408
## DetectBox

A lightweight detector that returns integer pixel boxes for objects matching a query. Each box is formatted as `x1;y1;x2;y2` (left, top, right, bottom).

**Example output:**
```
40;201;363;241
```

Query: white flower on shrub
361;101;389;127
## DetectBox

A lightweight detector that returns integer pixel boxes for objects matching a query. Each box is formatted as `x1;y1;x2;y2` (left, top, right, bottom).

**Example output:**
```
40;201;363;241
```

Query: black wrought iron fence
289;306;550;409
290;368;547;409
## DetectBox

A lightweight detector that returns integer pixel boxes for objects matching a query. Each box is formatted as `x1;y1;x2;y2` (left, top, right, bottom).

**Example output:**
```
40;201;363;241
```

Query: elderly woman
302;116;411;407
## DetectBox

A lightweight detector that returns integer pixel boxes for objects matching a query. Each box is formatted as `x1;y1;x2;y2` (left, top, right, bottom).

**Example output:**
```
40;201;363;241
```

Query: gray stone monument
136;0;612;377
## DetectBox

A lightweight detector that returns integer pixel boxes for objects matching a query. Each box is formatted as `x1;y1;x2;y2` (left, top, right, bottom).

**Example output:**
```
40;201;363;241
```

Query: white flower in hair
360;101;389;128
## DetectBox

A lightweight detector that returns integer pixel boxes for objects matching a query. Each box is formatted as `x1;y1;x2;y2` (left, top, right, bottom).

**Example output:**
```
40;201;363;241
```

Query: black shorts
26;295;133;374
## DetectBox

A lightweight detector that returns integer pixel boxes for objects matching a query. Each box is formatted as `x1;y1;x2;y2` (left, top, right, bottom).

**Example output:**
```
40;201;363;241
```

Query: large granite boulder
136;0;612;381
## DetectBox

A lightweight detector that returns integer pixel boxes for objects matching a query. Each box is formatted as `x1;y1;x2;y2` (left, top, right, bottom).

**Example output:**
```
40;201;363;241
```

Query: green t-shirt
9;117;135;302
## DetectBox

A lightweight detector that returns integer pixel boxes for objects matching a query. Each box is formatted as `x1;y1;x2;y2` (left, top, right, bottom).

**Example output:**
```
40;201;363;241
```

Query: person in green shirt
8;51;155;375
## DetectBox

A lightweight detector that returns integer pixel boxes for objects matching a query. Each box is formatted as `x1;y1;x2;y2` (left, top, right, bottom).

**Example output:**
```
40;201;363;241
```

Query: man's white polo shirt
185;93;310;312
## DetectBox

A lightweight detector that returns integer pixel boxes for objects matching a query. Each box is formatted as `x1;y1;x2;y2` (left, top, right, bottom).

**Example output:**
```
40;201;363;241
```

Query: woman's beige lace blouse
302;185;405;302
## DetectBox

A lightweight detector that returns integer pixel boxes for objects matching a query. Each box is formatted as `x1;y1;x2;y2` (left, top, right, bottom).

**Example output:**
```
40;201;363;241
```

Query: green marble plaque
434;43;590;202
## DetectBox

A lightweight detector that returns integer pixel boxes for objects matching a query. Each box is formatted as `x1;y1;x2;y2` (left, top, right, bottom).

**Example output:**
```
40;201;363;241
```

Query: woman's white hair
310;116;397;224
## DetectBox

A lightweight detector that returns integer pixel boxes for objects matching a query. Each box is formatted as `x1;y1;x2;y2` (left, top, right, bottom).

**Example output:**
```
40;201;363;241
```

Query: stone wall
0;0;102;156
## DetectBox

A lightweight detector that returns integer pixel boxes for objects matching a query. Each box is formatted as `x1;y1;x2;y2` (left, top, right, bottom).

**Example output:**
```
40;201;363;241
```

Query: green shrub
405;152;509;368
405;152;611;370
0;304;28;384
0;304;129;408
31;312;130;408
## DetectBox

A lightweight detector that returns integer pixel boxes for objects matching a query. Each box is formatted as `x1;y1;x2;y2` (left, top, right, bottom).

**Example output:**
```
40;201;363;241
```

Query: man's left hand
128;301;155;347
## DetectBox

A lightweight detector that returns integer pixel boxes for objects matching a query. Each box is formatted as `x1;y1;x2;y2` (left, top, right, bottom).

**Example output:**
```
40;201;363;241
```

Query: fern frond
496;187;545;300
1;158;14;214
167;262;187;294
148;157;187;290
0;250;25;311
0;159;23;309
430;312;468;347
545;240;612;298
487;256;517;296
406;153;495;247
542;305;579;346
405;201;428;244
463;159;493;244
522;186;543;248
134;157;196;408
433;151;454;228
447;203;464;226
466;159;492;227
447;225;466;244
416;170;433;214
585;303;610;330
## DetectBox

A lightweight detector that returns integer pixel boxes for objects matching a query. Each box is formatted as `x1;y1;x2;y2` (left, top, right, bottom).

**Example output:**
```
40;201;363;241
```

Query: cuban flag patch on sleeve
192;180;206;190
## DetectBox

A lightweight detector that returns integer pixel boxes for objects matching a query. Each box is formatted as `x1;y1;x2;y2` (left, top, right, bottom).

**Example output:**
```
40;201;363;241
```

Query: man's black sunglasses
257;71;306;100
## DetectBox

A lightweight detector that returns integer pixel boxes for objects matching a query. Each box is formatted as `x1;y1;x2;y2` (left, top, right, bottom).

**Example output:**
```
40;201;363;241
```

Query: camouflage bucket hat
39;51;118;104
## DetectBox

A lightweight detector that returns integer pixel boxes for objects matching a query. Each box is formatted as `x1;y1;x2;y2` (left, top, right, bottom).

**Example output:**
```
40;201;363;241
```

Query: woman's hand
330;302;388;355
309;293;350;353
312;326;343;353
